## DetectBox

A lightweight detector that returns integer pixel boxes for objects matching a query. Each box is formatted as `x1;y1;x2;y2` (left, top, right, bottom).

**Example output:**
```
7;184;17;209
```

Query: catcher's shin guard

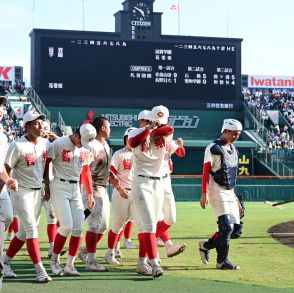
215;215;234;264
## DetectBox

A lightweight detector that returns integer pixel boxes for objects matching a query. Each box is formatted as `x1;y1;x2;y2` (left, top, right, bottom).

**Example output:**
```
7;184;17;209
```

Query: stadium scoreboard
31;1;242;109
34;36;241;109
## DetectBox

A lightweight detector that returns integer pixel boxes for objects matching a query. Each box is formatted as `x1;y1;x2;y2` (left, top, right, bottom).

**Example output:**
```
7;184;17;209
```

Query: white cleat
85;259;109;272
152;264;164;278
4;262;17;278
50;259;64;276
36;269;52;283
105;251;120;265
64;265;80;276
124;240;136;249
136;263;152;276
156;238;165;247
78;247;87;263
166;243;187;258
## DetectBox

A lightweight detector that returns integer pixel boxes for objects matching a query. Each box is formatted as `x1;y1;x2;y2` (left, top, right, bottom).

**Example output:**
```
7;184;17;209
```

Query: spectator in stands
244;89;294;151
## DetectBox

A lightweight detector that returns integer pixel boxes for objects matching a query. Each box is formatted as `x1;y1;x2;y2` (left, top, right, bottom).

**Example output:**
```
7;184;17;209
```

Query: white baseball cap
23;110;46;125
150;105;169;125
124;127;137;137
80;123;97;150
138;110;151;121
221;119;243;133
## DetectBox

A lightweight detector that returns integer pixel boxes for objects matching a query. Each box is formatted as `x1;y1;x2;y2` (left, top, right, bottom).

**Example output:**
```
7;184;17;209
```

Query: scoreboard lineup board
32;33;242;110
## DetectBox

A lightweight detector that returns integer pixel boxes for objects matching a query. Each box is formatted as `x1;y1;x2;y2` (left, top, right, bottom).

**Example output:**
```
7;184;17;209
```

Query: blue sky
1;0;293;84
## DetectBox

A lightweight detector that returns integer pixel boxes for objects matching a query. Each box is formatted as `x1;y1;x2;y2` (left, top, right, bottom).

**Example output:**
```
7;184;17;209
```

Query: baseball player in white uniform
0;165;18;291
132;109;160;276
0;107;14;232
199;119;242;270
128;105;174;278
46;123;96;277
3;110;52;283
111;111;151;262
79;117;112;272
40;121;60;258
155;137;187;257
104;127;136;265
0;105;18;290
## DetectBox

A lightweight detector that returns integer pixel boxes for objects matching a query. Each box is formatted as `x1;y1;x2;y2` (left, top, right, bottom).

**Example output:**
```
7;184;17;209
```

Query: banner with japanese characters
238;150;253;176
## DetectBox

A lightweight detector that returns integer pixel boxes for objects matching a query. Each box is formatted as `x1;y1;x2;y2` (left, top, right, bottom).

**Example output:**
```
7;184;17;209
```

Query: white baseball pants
84;186;110;235
162;175;176;226
0;189;13;229
111;188;134;234
131;176;164;233
208;179;240;224
9;186;42;240
50;179;84;237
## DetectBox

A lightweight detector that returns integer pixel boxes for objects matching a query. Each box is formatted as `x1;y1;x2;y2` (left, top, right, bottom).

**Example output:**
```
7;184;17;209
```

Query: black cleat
216;259;240;270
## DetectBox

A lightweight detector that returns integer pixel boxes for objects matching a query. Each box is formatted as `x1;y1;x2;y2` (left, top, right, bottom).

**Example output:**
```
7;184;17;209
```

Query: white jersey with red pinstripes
128;127;171;177
110;147;133;189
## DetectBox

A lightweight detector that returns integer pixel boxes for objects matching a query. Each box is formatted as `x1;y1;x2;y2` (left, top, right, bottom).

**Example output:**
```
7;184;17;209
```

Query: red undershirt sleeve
128;129;150;148
175;146;186;157
81;165;93;196
109;173;121;191
110;165;118;175
202;161;212;193
153;125;174;137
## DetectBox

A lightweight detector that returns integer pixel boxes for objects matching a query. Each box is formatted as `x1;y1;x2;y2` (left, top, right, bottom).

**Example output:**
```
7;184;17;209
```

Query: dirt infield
268;221;294;248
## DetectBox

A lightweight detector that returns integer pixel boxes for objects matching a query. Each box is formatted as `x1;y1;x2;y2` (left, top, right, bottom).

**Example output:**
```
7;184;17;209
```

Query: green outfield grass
2;202;294;293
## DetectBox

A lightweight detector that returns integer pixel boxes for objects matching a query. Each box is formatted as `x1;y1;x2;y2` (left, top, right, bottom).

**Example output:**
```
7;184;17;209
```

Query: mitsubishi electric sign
248;75;294;89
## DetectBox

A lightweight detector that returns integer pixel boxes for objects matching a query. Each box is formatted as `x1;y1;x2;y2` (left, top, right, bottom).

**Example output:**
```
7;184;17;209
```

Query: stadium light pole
32;0;35;28
226;13;229;38
178;0;181;35
82;0;85;31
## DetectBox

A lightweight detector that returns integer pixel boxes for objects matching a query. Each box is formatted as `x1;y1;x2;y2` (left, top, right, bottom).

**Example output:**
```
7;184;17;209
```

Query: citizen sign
131;21;151;27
